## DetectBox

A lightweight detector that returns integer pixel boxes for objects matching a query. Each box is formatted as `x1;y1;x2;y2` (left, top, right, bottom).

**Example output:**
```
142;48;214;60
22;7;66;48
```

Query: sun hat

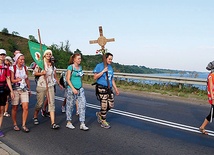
5;56;14;64
0;49;6;55
43;50;52;56
14;53;23;63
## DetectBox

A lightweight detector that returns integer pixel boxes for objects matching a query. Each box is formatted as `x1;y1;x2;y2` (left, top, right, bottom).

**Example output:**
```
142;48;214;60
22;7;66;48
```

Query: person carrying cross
93;52;119;129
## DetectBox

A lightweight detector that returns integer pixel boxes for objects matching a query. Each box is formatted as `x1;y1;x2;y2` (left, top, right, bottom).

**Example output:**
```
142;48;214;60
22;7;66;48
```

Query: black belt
97;84;111;89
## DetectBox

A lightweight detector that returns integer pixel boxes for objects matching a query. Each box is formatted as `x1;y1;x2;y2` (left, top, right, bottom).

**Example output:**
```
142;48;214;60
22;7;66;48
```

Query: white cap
43;49;52;56
14;53;23;63
5;56;14;64
0;49;6;55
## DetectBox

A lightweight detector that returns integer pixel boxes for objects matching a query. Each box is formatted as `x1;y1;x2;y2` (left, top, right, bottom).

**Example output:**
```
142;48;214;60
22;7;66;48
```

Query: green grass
29;72;208;102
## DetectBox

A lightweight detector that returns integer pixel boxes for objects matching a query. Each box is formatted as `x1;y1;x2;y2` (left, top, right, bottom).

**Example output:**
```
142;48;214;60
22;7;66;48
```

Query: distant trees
28;35;38;43
49;40;73;69
1;28;9;34
1;28;20;36
12;31;19;36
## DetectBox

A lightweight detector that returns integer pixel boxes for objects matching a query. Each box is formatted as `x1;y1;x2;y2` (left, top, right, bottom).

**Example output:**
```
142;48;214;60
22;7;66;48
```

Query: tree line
0;27;173;74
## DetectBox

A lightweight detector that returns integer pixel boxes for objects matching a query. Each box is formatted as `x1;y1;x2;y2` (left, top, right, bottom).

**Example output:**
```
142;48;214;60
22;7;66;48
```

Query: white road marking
31;91;214;136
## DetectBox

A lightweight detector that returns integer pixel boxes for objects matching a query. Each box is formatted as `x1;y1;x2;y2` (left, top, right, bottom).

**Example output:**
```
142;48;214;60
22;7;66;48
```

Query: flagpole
38;29;50;104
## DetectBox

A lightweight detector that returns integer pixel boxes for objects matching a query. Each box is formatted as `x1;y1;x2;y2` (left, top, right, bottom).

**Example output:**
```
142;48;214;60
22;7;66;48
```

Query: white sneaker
80;123;89;131
66;123;75;129
61;106;66;113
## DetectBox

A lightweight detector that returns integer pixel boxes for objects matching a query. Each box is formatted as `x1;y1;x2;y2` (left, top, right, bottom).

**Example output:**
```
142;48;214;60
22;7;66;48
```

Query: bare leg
200;119;209;129
0;106;4;128
21;102;28;127
43;98;48;111
12;105;18;126
50;111;55;125
199;119;209;134
62;98;66;107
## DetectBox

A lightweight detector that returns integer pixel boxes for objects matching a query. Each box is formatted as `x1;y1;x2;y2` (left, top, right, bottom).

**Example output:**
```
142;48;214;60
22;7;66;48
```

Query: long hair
68;53;81;65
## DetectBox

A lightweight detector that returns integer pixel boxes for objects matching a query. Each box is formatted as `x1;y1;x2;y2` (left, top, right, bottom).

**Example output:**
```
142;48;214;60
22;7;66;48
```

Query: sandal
3;112;10;117
33;118;39;125
14;125;20;131
22;126;30;133
199;127;208;135
51;123;60;129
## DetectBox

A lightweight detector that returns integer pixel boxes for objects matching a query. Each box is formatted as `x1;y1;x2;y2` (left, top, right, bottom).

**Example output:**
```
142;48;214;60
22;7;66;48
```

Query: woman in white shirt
11;53;31;132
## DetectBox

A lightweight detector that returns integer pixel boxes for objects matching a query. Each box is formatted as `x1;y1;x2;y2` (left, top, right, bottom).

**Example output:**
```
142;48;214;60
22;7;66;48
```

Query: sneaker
41;109;46;117
80;123;89;131
61;106;66;113
101;120;111;129
51;123;60;129
66;123;75;129
3;112;10;117
33;118;39;125
96;112;102;124
0;131;4;137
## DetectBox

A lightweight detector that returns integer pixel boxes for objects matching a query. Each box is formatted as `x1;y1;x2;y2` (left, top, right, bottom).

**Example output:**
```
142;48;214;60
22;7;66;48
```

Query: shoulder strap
24;66;27;74
13;65;16;75
13;65;27;76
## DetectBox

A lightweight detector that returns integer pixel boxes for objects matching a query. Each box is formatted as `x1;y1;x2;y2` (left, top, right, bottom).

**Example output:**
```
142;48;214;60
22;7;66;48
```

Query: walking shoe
41;109;46;117
51;123;60;129
33;118;39;125
0;131;4;137
96;112;102;124
101;120;111;129
66;123;75;129
61;106;66;113
80;123;89;131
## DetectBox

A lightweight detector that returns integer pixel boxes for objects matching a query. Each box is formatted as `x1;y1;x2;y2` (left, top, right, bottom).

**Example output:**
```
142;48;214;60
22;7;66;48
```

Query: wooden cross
89;26;115;90
89;26;115;50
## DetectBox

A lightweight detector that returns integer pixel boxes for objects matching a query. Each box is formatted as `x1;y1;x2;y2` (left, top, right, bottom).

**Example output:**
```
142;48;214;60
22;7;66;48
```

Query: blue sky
1;0;214;72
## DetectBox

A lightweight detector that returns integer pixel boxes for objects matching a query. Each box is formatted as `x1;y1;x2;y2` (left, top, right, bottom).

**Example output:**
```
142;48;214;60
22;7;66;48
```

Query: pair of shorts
12;90;29;105
35;86;55;112
0;92;8;106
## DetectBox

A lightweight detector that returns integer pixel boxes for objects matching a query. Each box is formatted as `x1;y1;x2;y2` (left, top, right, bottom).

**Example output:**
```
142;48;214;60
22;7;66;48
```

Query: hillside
0;32;177;74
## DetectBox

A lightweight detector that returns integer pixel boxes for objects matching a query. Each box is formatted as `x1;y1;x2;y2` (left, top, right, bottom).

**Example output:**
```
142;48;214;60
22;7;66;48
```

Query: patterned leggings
66;87;86;122
97;87;114;120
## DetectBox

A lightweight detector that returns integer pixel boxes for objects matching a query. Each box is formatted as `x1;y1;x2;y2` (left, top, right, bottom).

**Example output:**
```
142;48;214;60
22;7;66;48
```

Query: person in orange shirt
199;61;214;135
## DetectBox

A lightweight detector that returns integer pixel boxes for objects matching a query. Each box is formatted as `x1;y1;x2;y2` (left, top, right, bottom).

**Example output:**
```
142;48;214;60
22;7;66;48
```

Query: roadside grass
29;72;208;102
82;75;208;102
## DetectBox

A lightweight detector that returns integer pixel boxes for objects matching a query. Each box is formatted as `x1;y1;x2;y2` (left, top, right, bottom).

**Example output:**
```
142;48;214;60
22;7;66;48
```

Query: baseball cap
0;49;6;55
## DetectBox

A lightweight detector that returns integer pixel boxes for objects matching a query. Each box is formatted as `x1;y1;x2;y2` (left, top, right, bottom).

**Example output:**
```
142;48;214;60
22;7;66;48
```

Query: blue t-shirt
93;62;114;87
67;64;83;89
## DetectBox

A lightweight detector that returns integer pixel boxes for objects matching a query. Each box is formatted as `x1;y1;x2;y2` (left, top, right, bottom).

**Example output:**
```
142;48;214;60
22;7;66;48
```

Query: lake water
152;72;209;79
127;72;209;90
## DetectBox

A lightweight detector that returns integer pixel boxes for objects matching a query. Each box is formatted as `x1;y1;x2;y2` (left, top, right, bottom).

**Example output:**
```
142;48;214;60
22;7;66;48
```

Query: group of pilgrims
0;48;119;137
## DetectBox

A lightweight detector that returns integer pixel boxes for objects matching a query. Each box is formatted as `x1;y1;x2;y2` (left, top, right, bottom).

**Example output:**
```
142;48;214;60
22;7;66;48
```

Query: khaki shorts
12;90;29;105
35;86;55;112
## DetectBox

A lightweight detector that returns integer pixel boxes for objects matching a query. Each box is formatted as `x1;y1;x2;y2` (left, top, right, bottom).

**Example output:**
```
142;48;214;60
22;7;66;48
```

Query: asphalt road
1;80;214;155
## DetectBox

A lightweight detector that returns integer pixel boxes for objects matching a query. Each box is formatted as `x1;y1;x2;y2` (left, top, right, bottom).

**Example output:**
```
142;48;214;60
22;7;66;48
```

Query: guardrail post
179;83;182;90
